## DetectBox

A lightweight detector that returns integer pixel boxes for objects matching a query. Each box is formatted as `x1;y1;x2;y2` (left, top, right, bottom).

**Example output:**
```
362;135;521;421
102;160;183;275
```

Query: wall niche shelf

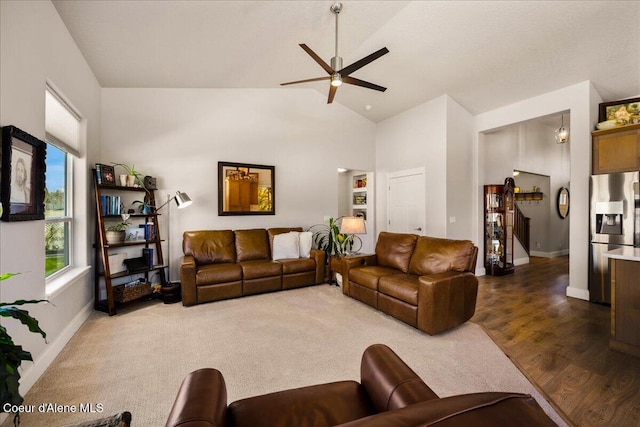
514;192;543;202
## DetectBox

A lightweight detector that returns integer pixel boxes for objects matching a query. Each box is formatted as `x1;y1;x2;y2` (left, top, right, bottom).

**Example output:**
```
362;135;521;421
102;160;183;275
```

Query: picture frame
125;227;146;242
0;125;46;221
218;161;275;216
598;97;640;124
99;164;116;186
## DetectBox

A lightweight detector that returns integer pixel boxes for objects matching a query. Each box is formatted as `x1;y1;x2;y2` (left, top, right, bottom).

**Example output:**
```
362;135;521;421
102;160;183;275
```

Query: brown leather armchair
165;344;557;427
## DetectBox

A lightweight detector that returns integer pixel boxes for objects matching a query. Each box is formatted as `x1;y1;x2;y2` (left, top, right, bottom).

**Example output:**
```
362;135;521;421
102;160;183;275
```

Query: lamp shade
175;191;192;209
340;216;366;234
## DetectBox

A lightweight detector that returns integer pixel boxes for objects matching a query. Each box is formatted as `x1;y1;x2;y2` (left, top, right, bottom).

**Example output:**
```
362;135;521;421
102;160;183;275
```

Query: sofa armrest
360;344;438;413
335;392;557;427
180;255;197;307
342;255;378;295
417;271;478;335
165;368;227;427
310;248;326;284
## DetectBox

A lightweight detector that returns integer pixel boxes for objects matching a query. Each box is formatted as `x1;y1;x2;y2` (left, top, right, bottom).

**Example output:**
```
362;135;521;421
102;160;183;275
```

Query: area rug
7;284;566;426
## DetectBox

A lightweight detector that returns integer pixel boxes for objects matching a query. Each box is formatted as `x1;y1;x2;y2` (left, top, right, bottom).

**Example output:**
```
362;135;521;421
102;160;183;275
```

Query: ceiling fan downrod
330;2;343;77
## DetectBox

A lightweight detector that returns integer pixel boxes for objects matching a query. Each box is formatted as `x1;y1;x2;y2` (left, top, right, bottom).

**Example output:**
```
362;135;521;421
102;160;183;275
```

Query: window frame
44;143;73;280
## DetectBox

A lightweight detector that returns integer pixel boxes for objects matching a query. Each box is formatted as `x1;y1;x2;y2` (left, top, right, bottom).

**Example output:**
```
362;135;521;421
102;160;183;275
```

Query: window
44;87;80;278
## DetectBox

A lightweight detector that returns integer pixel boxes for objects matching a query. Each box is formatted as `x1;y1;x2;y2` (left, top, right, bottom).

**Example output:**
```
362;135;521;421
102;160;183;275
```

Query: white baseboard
530;249;569;258
19;300;93;396
566;286;589;301
514;257;530;266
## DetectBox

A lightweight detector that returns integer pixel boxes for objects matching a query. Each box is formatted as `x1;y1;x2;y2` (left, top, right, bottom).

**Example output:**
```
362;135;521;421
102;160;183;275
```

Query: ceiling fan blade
343;76;387;92
281;76;330;86
339;47;389;77
299;44;333;75
327;84;338;104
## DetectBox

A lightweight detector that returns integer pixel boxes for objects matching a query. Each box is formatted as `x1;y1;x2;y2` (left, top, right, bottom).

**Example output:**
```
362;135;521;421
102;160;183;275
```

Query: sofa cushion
378;274;420;305
235;229;270;262
409;236;475;276
297;231;313;258
272;232;300;260
196;263;243;285
183;230;236;265
277;258;316;275
239;260;282;280
375;232;418;273
267;227;303;253
349;266;399;291
228;381;375;427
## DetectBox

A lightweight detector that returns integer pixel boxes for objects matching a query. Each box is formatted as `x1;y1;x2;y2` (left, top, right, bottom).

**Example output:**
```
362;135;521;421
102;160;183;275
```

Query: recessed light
337;168;348;173
365;105;372;111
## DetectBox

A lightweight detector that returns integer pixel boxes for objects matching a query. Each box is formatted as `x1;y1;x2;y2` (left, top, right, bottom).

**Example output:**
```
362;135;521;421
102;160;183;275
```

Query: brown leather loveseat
165;343;557;427
180;228;325;306
343;232;479;335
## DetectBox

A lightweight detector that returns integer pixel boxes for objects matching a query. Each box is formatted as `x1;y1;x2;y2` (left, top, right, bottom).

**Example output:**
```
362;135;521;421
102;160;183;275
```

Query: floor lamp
156;191;192;302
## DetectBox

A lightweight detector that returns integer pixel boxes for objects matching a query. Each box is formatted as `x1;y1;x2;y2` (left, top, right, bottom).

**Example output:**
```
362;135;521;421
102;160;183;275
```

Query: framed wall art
598;97;640;124
218;161;275;215
1;125;47;221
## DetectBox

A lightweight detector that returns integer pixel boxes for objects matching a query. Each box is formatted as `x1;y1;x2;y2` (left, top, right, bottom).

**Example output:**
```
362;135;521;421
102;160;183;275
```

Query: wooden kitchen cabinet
592;123;640;174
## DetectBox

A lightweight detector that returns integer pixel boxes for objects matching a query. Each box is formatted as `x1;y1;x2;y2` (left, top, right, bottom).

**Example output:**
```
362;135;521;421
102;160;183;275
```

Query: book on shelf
142;248;154;268
139;223;156;240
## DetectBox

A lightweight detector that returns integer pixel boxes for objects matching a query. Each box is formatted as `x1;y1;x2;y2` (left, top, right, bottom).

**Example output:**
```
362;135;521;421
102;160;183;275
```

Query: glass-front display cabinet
484;177;515;276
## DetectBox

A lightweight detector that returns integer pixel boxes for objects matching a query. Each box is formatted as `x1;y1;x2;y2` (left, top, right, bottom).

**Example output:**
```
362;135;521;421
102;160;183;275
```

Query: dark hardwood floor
473;256;640;427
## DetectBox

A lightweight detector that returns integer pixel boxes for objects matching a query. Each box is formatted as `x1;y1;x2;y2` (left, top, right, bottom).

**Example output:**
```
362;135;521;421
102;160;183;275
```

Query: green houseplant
0;273;47;423
308;217;361;259
112;163;142;187
105;214;130;244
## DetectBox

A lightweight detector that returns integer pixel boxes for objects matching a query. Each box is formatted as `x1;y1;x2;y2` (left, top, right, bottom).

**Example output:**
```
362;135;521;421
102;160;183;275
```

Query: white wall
100;88;376;281
446;97;474;240
475;81;601;300
0;0;100;399
375;95;448;238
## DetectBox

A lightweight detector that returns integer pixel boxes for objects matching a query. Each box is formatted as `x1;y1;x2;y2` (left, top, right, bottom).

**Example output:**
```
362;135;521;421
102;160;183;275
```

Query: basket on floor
112;282;152;303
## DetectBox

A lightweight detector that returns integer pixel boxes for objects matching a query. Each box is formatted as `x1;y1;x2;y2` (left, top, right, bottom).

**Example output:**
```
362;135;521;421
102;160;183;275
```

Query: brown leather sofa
165;343;557;427
180;228;325;306
342;232;479;335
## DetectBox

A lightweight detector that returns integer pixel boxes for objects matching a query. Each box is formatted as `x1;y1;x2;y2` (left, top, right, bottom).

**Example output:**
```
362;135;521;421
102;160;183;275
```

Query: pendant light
555;114;569;144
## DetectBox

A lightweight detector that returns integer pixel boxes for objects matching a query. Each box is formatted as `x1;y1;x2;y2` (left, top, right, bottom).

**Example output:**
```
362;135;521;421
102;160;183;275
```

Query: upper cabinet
592;123;640;174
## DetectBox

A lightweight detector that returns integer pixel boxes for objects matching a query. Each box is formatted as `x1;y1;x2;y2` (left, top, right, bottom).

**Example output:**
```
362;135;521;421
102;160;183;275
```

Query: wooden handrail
513;203;530;255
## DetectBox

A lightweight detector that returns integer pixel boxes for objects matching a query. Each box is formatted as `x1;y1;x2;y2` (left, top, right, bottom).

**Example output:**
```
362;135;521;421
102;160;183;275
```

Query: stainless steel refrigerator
589;171;640;304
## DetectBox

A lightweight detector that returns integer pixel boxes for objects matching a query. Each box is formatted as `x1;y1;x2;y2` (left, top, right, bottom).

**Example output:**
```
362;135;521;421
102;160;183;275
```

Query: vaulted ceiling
53;0;640;123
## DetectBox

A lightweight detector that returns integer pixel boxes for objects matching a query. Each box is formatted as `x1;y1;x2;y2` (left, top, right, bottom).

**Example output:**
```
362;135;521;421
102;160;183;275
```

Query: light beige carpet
7;284;566;426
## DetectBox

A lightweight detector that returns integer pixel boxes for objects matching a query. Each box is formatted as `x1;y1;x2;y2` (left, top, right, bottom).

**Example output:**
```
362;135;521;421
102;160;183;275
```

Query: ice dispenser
595;201;624;235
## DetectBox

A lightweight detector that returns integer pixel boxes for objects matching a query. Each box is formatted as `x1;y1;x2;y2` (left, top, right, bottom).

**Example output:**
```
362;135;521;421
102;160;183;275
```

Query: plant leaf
0;273;19;281
0;307;47;341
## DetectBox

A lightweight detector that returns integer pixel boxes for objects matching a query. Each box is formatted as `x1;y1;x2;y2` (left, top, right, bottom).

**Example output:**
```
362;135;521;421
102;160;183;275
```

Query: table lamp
340;216;366;256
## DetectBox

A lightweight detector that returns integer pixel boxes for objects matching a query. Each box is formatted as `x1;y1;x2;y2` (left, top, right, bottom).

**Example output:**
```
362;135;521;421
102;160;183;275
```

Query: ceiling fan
281;2;389;104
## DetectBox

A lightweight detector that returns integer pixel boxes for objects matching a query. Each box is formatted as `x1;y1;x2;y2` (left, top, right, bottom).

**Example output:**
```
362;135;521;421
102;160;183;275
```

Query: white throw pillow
297;231;313;258
272;232;300;260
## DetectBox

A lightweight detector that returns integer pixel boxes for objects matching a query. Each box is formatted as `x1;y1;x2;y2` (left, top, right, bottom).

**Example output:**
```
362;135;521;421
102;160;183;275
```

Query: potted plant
105;214;130;244
112;163;142;187
0;273;47;425
308;217;361;260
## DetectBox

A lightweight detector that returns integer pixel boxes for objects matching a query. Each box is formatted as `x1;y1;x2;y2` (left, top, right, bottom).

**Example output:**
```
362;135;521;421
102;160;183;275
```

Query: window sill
46;266;91;299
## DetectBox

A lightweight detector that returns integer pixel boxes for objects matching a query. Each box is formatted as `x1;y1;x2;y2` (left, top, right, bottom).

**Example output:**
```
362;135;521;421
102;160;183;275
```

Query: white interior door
387;169;426;234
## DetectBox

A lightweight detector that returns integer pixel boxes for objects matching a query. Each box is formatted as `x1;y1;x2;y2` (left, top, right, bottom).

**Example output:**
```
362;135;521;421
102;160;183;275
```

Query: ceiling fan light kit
281;2;389;104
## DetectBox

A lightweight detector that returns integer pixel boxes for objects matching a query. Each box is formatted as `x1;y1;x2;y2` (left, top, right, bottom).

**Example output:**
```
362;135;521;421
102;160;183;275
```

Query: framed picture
598;97;640;124
125;227;146;242
100;164;116;186
218;161;275;216
0;126;46;221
